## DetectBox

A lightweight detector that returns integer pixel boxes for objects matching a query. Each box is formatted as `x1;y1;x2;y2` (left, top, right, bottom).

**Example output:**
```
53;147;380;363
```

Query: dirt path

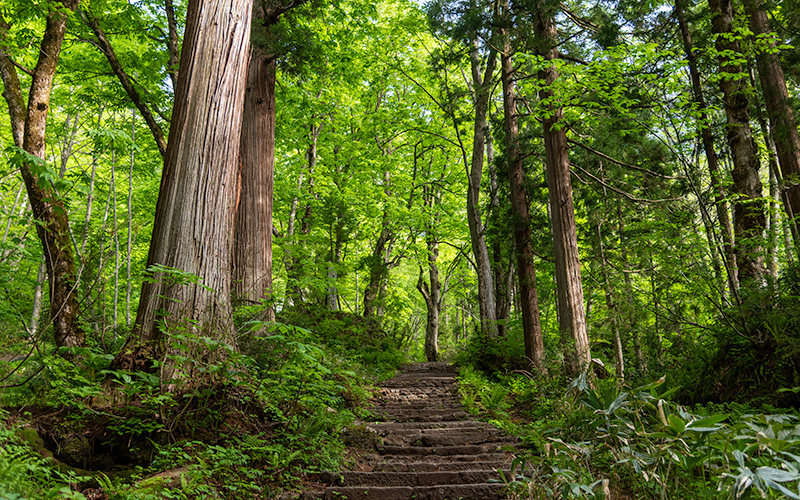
304;362;517;500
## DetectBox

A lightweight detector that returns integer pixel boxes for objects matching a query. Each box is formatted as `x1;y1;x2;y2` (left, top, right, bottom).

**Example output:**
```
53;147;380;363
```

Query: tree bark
0;1;85;350
114;0;253;377
466;40;499;339
233;48;275;320
533;2;591;377
709;0;766;285
743;0;800;256
675;0;738;295
500;24;546;374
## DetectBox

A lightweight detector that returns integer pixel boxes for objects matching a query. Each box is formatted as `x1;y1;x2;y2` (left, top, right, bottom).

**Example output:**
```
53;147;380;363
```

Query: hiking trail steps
302;362;519;500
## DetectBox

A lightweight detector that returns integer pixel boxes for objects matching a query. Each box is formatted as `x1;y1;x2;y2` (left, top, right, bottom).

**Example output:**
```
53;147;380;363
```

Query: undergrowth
457;364;800;499
0;307;404;499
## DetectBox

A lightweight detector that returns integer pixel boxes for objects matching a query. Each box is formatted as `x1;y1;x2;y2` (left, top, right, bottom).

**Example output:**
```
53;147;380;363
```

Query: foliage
276;305;407;379
676;265;800;407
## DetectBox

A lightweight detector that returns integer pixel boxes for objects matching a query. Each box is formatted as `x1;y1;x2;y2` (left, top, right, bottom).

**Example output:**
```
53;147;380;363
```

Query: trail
304;362;518;500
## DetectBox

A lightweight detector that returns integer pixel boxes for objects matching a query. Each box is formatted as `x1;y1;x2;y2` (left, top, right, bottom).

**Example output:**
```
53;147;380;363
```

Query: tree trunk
709;0;766;285
500;25;546;374
743;0;800;257
113;0;253;378
466;40;499;339
233;48;275;320
675;0;739;295
533;3;590;377
0;1;85;350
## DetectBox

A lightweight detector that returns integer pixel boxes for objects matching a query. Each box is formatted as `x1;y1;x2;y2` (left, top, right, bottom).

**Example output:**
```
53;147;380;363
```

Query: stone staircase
304;362;518;500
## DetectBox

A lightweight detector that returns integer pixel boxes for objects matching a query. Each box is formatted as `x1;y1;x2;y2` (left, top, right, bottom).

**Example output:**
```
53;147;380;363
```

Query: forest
1;0;800;497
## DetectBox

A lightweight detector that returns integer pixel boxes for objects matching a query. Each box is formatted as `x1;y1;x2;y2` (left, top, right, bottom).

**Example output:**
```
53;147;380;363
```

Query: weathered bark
1;2;85;350
233;48;275;320
533;3;590;377
500;25;546;374
675;0;738;294
709;0;766;285
743;0;800;255
114;0;253;377
82;10;168;160
466;40;499;339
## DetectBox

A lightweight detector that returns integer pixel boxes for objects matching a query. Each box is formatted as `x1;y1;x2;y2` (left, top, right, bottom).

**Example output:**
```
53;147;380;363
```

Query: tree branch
81;8;168;160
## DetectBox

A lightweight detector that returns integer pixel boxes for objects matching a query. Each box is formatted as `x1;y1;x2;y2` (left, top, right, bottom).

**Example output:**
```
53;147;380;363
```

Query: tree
709;0;766;285
0;0;85;349
532;0;591;377
113;0;253;377
499;2;546;373
742;0;800;256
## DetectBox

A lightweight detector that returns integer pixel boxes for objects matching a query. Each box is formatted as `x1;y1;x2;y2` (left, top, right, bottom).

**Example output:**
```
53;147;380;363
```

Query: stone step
370;411;470;423
308;483;507;500
377;444;513;456
315;470;512;487
370;460;511;473
384;432;516;448
365;420;487;432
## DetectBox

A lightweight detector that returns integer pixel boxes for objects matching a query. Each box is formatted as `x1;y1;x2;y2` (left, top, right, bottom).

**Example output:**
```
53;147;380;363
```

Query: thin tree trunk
534;2;590;376
0;1;85;349
127;110;135;327
709;0;766;285
500;21;546;374
29;256;46;337
618;206;644;372
466;39;499;339
82;10;168;160
165;0;180;88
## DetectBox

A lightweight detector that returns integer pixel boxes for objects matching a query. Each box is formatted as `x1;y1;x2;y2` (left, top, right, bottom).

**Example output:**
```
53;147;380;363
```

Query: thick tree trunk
534;4;590;377
233;48;275;320
1;1;85;350
114;0;252;377
500;30;546;374
675;0;738;295
743;0;800;256
709;0;766;285
466;41;499;339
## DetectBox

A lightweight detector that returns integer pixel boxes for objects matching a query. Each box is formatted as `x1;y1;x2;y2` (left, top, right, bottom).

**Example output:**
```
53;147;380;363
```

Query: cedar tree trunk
114;0;253;377
534;3;591;377
709;0;766;284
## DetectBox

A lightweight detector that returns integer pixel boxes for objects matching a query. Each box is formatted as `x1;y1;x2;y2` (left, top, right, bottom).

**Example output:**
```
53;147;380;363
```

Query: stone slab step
315;470;511;487
308;483;506;500
370;460;511;473
386;433;516;448
365;421;486;432
377;444;513;456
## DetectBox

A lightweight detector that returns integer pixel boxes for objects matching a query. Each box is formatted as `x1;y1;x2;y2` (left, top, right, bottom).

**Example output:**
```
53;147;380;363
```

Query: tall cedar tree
709;0;767;285
113;0;253;377
742;0;800;254
533;0;591;376
499;5;547;373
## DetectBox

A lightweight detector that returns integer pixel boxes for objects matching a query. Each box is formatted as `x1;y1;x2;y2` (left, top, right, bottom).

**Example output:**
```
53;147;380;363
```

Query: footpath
303;362;518;500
